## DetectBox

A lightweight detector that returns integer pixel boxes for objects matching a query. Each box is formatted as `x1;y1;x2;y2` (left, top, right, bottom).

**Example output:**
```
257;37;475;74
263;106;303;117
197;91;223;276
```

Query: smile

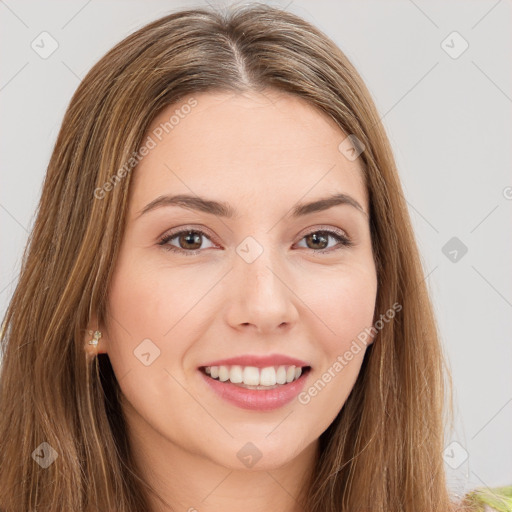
198;365;312;411
201;364;306;388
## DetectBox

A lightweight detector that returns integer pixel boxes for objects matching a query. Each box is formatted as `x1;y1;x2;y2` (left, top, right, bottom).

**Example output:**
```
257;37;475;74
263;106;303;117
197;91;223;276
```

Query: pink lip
199;354;311;369
199;367;311;411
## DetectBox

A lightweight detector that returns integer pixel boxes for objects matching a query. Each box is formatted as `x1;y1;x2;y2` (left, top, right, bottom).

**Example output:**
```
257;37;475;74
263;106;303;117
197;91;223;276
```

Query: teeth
276;366;287;384
218;366;229;382
230;365;243;383
260;367;276;386
203;364;306;387
243;366;260;386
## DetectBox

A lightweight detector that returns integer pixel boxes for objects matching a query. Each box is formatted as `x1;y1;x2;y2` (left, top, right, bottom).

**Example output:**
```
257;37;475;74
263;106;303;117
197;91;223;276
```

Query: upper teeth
204;365;303;386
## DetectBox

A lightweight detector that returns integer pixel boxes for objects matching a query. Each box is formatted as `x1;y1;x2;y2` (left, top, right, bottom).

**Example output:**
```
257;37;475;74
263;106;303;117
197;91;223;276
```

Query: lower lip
199;369;310;411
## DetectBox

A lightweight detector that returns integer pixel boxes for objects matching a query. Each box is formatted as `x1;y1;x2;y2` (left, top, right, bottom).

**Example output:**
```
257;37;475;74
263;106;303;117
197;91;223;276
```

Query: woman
0;3;508;511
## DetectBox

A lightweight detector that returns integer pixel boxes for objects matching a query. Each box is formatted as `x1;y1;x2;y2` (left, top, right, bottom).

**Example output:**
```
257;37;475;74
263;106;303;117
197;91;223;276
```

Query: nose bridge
229;232;297;330
236;234;283;295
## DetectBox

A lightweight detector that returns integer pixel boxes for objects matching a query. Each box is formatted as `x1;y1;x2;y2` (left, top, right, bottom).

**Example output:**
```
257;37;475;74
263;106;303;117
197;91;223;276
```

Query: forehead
129;89;367;216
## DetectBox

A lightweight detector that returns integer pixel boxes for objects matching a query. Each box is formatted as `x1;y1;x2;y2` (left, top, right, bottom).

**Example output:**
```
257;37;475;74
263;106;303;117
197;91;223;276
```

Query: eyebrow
135;192;367;220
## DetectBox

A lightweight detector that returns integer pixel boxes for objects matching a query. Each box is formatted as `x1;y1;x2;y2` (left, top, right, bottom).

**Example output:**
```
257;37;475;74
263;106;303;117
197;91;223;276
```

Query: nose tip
227;259;298;334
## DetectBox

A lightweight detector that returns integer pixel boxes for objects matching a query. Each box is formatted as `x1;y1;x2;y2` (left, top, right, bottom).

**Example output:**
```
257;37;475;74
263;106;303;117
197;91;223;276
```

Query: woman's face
99;90;377;470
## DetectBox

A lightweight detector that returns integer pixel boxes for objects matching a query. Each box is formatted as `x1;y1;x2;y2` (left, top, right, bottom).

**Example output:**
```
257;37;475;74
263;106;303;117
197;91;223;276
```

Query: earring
88;330;102;345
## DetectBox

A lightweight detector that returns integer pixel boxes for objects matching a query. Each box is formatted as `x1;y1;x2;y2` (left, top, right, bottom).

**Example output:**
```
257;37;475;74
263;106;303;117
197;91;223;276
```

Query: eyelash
158;226;353;256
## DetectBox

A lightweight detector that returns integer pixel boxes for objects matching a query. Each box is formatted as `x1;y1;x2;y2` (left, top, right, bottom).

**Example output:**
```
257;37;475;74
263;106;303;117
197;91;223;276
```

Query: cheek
302;263;378;351
294;269;376;436
293;263;377;424
103;256;174;382
104;260;198;429
105;253;213;384
106;252;184;340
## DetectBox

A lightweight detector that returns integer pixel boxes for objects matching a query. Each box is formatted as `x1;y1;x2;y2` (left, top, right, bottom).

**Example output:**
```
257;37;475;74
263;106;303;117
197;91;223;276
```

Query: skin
85;89;378;512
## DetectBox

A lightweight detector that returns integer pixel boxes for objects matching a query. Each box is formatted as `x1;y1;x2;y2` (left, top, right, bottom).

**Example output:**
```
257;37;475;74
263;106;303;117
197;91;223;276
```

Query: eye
158;226;353;255
295;228;353;253
158;228;216;256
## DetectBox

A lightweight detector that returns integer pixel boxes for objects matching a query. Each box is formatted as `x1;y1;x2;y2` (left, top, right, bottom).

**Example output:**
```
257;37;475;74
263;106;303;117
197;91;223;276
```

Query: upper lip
199;354;311;369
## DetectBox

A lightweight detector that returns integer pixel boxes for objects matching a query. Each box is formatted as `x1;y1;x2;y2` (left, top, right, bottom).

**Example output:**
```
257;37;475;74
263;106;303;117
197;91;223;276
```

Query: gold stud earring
88;330;102;346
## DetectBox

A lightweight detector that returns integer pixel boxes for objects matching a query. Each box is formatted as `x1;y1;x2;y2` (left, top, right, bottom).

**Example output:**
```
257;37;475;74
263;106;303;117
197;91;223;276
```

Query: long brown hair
0;3;471;511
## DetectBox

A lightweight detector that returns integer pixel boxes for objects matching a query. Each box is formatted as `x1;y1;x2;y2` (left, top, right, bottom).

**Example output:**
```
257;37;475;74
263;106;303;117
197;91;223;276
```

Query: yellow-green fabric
463;485;512;512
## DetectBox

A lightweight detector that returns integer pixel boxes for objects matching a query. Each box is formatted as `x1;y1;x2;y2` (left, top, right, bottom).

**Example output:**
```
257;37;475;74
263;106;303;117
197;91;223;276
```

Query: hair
0;2;474;511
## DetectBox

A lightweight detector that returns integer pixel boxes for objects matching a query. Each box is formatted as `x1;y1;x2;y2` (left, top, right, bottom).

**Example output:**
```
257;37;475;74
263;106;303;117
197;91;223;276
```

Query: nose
224;243;299;335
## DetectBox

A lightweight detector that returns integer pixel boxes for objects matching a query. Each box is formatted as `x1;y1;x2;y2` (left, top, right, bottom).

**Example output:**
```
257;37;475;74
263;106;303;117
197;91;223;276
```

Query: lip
199;366;311;411
198;354;311;369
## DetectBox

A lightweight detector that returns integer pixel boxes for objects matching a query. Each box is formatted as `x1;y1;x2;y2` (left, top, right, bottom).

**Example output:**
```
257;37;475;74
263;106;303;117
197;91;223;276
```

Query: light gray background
1;0;511;499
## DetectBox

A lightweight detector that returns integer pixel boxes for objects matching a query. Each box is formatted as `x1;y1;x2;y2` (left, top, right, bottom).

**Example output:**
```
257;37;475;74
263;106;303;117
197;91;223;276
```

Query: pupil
181;231;201;250
307;232;328;249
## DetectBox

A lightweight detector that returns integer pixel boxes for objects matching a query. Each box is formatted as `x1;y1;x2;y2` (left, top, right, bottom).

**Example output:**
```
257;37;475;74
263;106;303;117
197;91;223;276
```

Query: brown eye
296;229;352;253
177;231;202;250
158;229;215;255
304;232;329;250
158;227;352;256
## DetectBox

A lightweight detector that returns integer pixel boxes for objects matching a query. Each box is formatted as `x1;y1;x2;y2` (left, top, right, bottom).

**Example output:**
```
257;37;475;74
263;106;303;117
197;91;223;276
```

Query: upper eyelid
161;225;218;243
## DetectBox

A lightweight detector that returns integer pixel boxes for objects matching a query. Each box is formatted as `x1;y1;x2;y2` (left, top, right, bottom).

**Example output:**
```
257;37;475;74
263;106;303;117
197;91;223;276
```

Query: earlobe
365;330;378;347
87;331;101;348
83;326;107;357
88;330;102;346
365;337;375;348
84;309;108;356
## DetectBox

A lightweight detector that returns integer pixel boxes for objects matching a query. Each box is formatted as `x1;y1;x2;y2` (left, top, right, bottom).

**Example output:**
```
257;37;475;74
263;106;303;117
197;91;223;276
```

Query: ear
83;312;108;358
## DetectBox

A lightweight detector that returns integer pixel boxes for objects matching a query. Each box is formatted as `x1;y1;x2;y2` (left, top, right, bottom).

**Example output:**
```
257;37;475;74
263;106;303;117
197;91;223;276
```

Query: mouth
199;364;312;390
